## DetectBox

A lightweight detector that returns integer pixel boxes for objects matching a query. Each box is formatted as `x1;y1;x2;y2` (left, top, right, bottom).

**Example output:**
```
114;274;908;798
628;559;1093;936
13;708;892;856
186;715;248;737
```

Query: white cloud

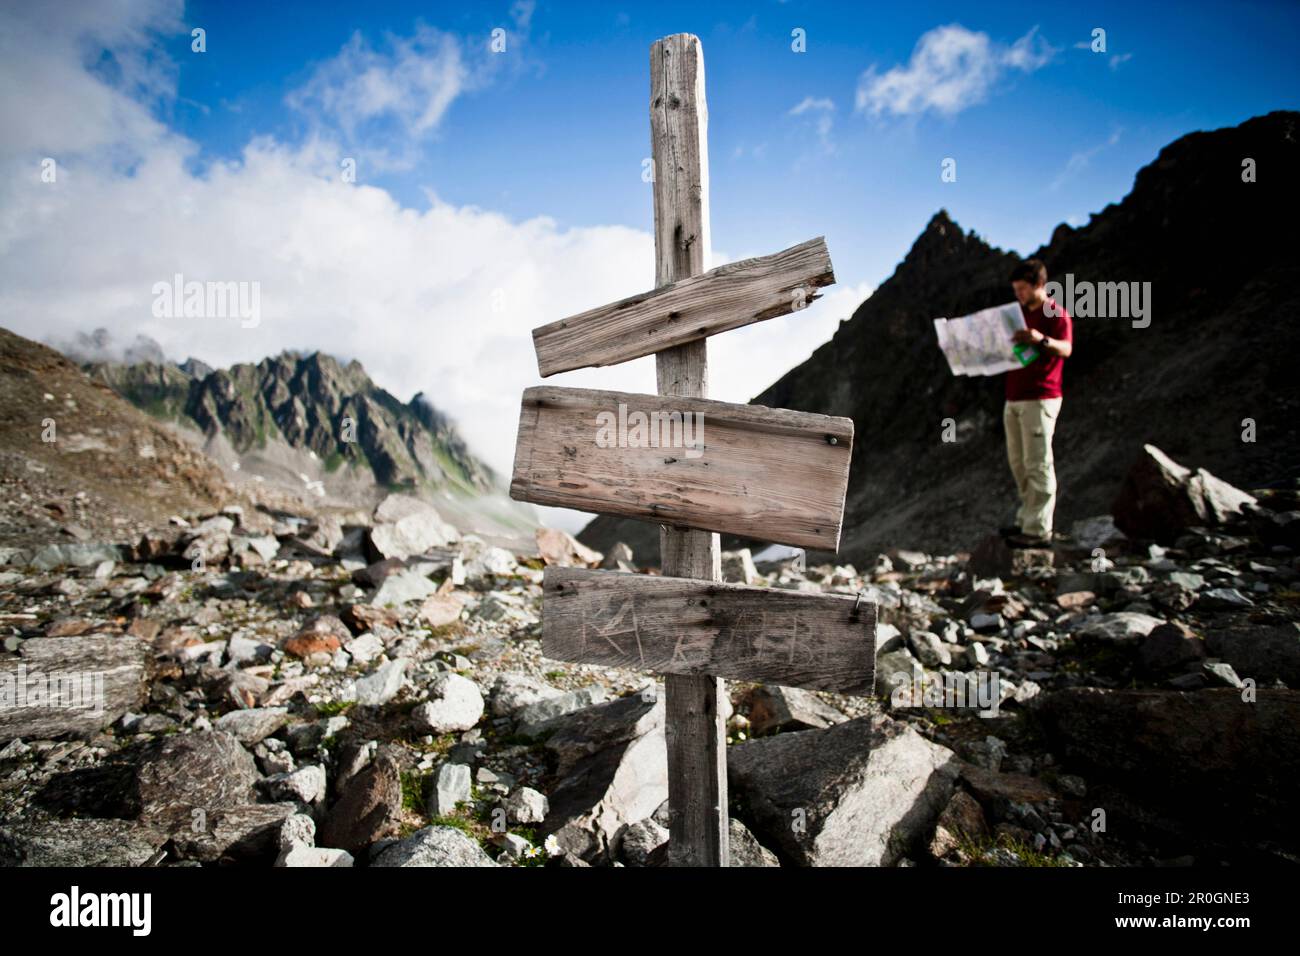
0;2;875;512
287;26;468;141
1050;128;1122;190
856;24;1057;118
789;96;834;116
1108;52;1133;71
788;96;835;152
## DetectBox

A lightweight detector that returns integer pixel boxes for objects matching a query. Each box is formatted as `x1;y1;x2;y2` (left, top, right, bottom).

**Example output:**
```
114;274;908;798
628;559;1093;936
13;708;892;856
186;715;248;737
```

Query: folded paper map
933;302;1039;376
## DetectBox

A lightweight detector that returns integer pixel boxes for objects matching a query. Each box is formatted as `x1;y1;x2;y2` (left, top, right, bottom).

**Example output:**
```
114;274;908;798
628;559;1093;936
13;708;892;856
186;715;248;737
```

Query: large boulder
728;713;959;866
539;691;668;863
1204;622;1300;687
371;826;497;867
1111;445;1256;544
366;494;459;561
1;635;149;743
0;818;168;866
170;802;299;864
1032;687;1300;847
318;750;404;855
35;729;262;836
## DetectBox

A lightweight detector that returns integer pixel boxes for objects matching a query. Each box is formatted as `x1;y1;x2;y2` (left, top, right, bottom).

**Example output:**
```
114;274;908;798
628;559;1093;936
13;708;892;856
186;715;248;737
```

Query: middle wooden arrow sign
510;385;854;550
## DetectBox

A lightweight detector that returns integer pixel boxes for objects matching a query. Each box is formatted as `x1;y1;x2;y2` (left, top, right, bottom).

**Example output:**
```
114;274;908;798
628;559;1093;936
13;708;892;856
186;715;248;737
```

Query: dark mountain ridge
580;110;1300;564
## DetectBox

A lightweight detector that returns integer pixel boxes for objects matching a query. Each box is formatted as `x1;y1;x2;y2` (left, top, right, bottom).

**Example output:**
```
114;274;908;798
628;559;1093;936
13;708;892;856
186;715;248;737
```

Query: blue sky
1;0;1297;508
167;0;1300;277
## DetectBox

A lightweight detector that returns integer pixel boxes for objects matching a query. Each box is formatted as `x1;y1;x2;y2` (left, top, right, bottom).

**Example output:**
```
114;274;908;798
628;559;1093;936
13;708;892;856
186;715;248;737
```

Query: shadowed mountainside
580;111;1300;564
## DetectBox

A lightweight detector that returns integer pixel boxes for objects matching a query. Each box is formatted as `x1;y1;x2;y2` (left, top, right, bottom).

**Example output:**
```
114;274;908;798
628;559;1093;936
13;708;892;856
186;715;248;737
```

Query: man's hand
1012;328;1042;345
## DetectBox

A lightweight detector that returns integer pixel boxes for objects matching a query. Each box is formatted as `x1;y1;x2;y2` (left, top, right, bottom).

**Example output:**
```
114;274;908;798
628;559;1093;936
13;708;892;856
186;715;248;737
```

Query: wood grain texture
532;237;835;377
651;32;726;868
509;385;853;550
543;567;878;694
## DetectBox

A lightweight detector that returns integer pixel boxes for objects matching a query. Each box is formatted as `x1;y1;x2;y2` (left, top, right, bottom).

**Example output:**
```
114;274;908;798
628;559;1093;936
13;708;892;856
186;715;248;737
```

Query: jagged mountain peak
81;345;495;498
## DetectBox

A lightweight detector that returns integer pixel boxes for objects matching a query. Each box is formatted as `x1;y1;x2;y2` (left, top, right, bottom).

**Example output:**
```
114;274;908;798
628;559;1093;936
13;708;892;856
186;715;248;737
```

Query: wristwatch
1039;334;1051;350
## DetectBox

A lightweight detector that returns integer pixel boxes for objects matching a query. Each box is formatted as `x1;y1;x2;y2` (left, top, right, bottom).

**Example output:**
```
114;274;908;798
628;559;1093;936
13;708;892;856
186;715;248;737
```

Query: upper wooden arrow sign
531;237;834;377
543;566;877;695
510;385;853;550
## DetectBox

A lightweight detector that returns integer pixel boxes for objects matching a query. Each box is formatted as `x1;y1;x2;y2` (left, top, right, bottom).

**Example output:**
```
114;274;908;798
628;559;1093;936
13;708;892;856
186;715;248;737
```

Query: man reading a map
1003;258;1073;546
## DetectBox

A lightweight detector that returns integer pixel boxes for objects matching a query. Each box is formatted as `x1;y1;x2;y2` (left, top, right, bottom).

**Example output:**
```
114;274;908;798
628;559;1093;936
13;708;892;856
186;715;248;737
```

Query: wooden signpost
509;33;877;866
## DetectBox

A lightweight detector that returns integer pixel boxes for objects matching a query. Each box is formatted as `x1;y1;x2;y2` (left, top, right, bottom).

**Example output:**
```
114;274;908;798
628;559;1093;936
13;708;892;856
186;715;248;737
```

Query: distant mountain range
73;338;495;500
579;111;1300;564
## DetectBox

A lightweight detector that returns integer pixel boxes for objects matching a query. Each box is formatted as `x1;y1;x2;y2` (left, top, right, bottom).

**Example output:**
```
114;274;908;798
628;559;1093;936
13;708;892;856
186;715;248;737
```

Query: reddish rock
284;615;350;660
419;593;463;629
536;527;603;568
959;763;1055;809
341;604;402;634
45;618;96;637
1056;590;1096;610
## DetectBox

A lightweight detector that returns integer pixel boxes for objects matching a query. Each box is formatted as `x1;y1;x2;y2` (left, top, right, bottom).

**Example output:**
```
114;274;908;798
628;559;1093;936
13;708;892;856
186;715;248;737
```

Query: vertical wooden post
649;33;729;867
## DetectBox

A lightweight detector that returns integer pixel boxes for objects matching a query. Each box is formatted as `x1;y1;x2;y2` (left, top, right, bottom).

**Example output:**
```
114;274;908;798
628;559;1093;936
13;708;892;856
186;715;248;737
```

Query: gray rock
619;818;668;866
318;751;403;854
30;542;121;570
1205;622;1300;686
746;685;847;736
1203;661;1243;687
729;817;780;867
214;707;289;746
1033;687;1300;847
371;825;497;867
366;494;459;561
539;692;667;863
728;713;960;866
1139;623;1206;674
1077;612;1164;643
0;635;149;743
370;569;438;607
354;659;408;707
907;631;952;667
411;673;484;734
262;765;327;805
721;549;760;585
461;535;518;585
1111;444;1256;543
428;761;472;817
0;817;168;866
170;802;299;864
279;813;316;851
344;632;385;666
275;845;355;866
601;542;635;570
490;672;563;717
505;786;549;824
136;730;261;830
1198;587;1254;610
515;686;610;738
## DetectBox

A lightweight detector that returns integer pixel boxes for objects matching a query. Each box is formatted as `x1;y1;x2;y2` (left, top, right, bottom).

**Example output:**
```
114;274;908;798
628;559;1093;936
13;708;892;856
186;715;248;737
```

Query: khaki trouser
1004;397;1063;538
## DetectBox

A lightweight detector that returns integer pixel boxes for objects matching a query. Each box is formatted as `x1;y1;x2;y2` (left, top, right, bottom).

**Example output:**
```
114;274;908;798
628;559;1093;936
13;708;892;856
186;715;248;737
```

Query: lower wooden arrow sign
542;567;877;695
510;386;854;551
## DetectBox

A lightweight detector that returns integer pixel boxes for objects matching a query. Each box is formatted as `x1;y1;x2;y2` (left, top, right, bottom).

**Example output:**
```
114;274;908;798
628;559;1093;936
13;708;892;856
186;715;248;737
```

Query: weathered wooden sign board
531;237;835;377
543;567;876;695
506;33;877;866
510;385;854;550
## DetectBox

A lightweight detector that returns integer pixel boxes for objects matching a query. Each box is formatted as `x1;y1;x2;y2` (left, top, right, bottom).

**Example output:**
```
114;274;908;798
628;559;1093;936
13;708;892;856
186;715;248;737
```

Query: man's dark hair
1010;258;1047;286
